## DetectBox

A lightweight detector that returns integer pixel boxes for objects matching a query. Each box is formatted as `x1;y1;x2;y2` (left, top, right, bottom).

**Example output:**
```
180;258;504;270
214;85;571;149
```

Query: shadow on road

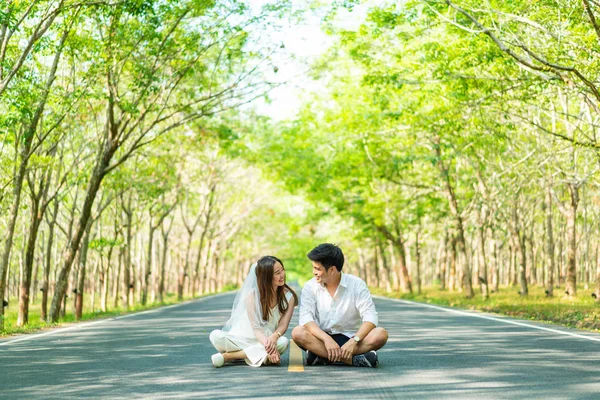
2;292;600;399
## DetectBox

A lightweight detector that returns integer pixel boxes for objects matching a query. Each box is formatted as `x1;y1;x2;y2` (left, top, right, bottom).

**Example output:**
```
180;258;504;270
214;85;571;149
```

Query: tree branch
583;0;600;42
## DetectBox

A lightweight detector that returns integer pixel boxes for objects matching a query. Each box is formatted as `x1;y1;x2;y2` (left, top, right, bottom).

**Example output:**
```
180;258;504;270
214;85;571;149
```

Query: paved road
2;290;600;399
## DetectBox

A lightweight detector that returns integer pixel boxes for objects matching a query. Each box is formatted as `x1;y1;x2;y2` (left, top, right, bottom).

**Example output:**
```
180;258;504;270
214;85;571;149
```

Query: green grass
1;288;237;337
372;284;600;332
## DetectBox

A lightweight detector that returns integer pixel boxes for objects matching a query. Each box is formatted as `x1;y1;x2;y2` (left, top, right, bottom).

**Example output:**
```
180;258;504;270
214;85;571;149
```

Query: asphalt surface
2;289;600;399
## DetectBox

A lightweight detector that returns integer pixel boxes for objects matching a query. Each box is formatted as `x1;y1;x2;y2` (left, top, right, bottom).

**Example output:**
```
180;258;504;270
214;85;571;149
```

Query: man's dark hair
307;243;344;272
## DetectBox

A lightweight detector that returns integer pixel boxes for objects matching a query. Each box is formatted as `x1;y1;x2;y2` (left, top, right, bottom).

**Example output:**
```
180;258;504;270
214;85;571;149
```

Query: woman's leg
276;336;290;354
223;350;247;362
210;330;249;364
210;330;243;353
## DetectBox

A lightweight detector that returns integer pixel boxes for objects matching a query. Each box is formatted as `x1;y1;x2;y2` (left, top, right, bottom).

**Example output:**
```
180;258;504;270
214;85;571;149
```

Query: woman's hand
263;335;277;355
268;352;281;364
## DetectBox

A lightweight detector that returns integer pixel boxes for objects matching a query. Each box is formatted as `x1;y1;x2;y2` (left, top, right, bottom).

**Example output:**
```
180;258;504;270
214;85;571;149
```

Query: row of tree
0;0;295;331
236;0;600;300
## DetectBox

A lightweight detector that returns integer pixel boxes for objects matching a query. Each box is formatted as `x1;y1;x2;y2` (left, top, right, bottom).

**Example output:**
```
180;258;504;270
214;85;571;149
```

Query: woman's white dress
209;291;292;367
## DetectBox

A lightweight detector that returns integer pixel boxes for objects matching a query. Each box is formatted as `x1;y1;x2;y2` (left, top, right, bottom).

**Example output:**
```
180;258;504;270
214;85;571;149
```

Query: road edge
0;290;235;346
373;295;600;343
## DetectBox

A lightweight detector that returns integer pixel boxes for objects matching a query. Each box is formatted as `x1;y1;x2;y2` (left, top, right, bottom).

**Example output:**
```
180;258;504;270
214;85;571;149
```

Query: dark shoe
306;350;328;366
352;350;379;368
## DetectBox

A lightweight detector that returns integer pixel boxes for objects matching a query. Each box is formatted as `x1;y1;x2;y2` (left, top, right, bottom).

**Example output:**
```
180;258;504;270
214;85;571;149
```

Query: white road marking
0;291;234;347
374;295;600;343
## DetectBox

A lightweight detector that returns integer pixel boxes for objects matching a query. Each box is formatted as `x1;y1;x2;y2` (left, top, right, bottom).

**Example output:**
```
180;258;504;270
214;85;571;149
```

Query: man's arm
355;280;379;326
340;321;376;360
304;321;334;343
304;321;344;362
340;281;379;360
298;283;344;362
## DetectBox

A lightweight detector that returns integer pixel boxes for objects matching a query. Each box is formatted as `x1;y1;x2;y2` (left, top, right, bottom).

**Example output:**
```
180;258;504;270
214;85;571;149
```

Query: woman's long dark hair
255;256;298;322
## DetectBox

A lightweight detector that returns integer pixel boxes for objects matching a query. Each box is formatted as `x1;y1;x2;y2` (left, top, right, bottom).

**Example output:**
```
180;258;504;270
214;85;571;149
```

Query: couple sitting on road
209;243;388;368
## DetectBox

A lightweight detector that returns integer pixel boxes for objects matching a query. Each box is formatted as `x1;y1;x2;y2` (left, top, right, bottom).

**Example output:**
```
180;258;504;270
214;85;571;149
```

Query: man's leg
340;328;388;365
291;325;329;358
293;326;388;366
355;327;388;354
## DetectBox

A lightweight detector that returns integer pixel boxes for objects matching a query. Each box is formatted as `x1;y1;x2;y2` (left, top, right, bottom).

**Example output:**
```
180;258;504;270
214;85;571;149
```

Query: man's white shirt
298;272;378;337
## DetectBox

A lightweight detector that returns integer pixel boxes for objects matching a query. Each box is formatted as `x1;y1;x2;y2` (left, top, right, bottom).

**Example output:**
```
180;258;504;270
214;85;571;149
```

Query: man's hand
324;336;342;362
340;338;358;361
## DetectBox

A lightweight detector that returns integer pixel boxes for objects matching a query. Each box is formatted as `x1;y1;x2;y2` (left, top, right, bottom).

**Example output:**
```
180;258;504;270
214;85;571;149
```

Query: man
292;243;388;367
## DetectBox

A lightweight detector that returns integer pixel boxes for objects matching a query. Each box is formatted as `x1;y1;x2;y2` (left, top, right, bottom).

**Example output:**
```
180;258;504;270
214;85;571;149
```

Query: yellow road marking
288;339;305;372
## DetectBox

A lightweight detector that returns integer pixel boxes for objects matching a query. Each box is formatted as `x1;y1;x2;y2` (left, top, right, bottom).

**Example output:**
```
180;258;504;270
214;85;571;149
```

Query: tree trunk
415;231;422;295
512;203;528;296
558;230;564;287
477;208;489;300
357;248;367;283
594;246;600;302
101;246;113;313
142;220;156;306
392;239;412;293
388;241;400;291
91;259;99;312
41;199;60;321
527;232;536;285
449;236;457;291
179;232;194;300
545;181;555;297
366;255;375;288
158;229;170;303
565;183;579;297
434;137;473;298
377;244;392;293
200;238;213;294
17;196;43;326
193;184;216;295
0;28;67;327
210;240;221;293
370;247;379;289
490;233;499;293
32;242;41;305
0;147;30;329
114;248;122;309
75;221;93;320
437;235;447;290
121;198;133;309
49;142;116;322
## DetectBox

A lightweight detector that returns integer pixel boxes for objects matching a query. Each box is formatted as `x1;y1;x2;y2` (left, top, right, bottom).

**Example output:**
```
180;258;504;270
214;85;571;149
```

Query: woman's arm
274;295;296;336
245;291;268;343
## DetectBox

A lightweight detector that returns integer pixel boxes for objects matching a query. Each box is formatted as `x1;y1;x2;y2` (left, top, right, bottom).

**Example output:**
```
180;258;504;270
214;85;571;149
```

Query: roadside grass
372;284;600;331
1;284;238;337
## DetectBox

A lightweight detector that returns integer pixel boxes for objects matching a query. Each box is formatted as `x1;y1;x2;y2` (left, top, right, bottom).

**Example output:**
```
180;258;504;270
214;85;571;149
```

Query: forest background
2;0;600;336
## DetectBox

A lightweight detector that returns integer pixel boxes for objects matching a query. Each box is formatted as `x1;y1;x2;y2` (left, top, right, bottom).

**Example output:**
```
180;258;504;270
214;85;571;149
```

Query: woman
209;255;298;367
